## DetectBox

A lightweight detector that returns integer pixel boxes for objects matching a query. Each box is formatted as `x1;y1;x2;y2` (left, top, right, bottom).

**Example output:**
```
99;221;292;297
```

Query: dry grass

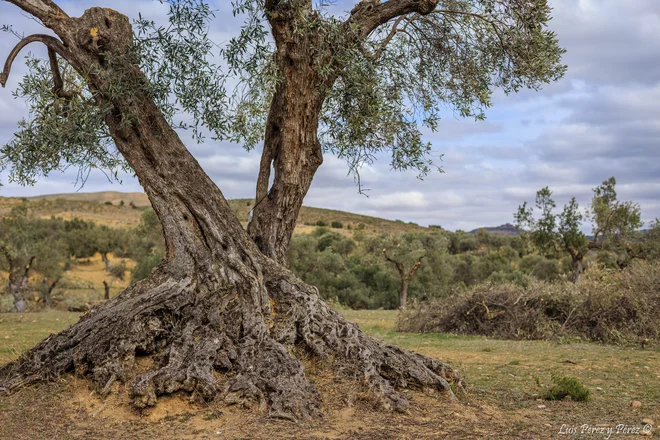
2;193;431;235
0;196;145;227
0;253;134;313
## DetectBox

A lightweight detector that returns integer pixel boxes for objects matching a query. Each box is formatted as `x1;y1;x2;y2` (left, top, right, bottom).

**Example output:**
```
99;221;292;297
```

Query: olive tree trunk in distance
0;3;463;421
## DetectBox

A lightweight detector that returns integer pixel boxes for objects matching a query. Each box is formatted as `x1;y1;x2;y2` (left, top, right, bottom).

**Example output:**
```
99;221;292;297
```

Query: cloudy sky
1;0;659;232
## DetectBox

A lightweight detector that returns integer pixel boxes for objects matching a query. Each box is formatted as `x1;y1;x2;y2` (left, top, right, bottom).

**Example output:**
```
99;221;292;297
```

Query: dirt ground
0;309;657;439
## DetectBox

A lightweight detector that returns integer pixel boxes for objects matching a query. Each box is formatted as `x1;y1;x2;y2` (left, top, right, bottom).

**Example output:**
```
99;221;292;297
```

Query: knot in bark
73;7;132;55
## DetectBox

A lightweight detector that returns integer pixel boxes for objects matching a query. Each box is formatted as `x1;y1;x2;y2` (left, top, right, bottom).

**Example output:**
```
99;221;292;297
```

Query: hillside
27;191;151;207
1;192;430;235
469;223;520;236
0;196;146;228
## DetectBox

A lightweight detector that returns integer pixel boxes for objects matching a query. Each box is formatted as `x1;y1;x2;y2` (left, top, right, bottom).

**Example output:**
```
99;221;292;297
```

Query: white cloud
0;0;659;232
367;192;428;211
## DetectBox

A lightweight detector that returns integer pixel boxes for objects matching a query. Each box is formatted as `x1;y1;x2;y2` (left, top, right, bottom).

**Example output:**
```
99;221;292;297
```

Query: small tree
0;204;35;312
515;178;643;283
103;261;127;300
382;232;440;308
590;177;643;267
516;187;589;282
33;238;69;306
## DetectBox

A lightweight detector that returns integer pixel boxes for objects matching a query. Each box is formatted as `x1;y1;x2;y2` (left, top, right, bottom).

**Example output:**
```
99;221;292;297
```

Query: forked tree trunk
0;6;464;420
41;276;61;307
384;250;426;310
247;86;324;265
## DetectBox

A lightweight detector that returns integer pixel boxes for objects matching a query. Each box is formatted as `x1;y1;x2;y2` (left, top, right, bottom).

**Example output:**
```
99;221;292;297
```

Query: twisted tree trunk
0;4;464;420
247;9;327;265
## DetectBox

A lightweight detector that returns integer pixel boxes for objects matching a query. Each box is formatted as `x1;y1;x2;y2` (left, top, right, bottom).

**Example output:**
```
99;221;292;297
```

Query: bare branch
365;13;419;60
4;0;69;29
432;9;497;24
0;33;69;88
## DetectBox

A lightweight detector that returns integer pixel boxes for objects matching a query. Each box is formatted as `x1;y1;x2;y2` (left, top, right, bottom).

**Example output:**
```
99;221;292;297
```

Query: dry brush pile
397;262;660;344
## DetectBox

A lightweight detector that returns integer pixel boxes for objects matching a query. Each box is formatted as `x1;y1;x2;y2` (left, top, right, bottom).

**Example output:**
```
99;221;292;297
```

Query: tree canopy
1;0;566;188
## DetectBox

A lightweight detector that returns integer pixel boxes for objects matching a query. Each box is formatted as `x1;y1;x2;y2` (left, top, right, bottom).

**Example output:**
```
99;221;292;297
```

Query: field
0;308;657;439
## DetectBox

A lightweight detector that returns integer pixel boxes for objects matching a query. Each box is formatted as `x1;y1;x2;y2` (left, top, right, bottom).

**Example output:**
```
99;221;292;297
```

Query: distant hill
1;192;430;235
27;191;151;207
469;223;520;237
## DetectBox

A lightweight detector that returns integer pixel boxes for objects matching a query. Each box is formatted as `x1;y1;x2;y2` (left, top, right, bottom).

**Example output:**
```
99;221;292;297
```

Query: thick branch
0;33;69;88
347;0;438;39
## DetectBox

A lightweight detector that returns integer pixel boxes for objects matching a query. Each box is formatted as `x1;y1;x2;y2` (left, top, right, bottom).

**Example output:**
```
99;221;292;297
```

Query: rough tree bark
248;0;441;265
0;2;463;421
247;4;327;265
573;258;584;284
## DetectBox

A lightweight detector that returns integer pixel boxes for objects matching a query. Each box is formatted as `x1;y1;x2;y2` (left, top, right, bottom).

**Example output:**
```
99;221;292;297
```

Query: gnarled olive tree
0;0;564;420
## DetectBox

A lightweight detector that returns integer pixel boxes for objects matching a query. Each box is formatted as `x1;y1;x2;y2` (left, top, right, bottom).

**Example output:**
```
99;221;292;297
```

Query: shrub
398;262;660;344
315;220;328;227
543;376;590;402
357;223;366;230
331;221;343;229
104;201;112;206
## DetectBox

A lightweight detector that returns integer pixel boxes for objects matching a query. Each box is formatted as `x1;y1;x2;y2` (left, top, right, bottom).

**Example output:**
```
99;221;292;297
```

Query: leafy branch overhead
2;0;565;186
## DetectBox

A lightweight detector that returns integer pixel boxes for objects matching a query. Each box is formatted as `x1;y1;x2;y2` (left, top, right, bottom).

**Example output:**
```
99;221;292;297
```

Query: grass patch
543;375;590;402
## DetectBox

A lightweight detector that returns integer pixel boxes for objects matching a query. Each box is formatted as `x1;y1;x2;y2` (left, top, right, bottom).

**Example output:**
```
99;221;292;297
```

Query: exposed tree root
0;264;463;421
267;271;466;412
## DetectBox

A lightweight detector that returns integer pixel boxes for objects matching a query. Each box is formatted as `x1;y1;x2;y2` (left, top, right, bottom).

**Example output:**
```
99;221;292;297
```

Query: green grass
543;375;591;401
0;311;80;363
